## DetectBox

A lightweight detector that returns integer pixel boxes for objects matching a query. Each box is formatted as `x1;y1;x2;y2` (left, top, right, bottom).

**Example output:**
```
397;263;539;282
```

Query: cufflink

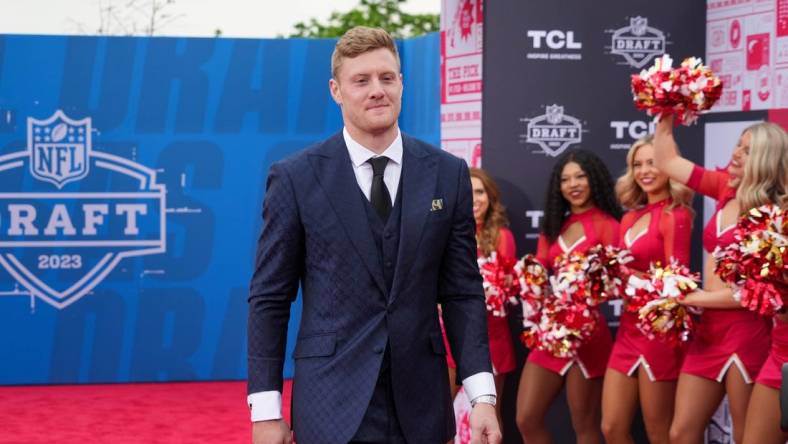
470;394;497;408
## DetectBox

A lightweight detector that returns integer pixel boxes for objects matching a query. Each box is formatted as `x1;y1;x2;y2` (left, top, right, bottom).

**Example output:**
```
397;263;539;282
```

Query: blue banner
0;33;439;384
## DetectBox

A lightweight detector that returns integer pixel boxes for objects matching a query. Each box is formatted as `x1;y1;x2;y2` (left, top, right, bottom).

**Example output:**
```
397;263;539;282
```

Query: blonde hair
737;122;788;210
470;168;510;257
616;135;694;211
331;26;400;79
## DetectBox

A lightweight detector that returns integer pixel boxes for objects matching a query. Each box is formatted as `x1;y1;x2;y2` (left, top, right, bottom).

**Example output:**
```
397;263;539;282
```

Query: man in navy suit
247;26;501;444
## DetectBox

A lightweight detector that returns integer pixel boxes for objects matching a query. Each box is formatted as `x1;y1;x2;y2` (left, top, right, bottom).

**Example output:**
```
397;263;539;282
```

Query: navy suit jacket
247;132;491;443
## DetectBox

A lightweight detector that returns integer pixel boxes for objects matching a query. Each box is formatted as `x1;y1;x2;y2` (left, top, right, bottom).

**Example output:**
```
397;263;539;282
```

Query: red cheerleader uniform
526;207;619;378
442;227;517;375
680;165;770;383
607;199;692;381
757;318;788;389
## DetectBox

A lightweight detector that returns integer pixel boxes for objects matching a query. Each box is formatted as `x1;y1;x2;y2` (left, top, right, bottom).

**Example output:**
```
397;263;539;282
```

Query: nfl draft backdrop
483;0;705;264
0;34;440;385
482;1;705;441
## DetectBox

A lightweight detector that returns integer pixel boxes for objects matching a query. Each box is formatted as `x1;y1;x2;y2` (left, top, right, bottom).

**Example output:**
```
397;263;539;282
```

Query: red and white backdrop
440;0;483;166
440;0;788;442
707;0;788;112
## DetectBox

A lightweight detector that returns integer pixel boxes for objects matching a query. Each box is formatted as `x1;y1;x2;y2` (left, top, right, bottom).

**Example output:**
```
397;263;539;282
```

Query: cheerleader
473;168;518;422
516;150;622;444
745;309;788;444
441;168;517;427
653;115;780;444
602;136;694;444
736;129;787;444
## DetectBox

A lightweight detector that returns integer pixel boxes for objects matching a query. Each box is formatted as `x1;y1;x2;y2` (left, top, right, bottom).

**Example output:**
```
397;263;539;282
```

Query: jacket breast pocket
427;207;452;224
429;333;447;355
293;332;337;359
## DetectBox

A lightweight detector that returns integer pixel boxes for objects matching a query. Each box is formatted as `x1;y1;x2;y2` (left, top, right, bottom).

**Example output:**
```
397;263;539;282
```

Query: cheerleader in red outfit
736;127;788;444
442;168;517;425
602;136;694;444
653;115;778;444
515;150;622;444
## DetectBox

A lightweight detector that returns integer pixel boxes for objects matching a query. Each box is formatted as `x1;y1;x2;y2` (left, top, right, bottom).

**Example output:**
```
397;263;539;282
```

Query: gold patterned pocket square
430;199;444;212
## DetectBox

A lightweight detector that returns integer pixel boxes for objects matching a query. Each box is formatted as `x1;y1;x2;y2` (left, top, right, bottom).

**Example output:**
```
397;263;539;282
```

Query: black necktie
368;157;392;222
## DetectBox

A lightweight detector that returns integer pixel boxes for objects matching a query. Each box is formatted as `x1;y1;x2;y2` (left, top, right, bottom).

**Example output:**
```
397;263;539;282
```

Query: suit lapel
308;133;387;296
390;136;437;301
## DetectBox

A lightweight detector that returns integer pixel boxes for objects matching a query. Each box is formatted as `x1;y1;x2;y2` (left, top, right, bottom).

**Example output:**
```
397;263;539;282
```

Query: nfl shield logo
545;105;564;125
28;110;91;189
630;17;648;36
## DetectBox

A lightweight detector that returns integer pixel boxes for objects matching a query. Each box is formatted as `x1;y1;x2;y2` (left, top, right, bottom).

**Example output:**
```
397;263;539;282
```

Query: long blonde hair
737;122;788;210
470;168;510;257
616;135;694;211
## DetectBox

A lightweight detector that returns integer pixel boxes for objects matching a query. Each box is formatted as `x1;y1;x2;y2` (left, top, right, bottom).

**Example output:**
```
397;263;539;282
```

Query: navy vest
360;185;403;294
354;186;407;441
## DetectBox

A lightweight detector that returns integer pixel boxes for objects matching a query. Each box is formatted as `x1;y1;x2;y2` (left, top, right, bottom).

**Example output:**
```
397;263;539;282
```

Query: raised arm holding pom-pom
653;114;694;184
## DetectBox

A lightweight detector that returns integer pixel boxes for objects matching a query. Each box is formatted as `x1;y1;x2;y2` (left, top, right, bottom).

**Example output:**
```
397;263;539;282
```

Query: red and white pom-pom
520;320;540;352
521;297;598;358
551;245;633;307
520;244;631;359
637;298;698;346
583;244;634;304
624;274;656;315
478;252;519;317
714;205;788;316
631;54;723;126
514;254;548;324
627;259;701;346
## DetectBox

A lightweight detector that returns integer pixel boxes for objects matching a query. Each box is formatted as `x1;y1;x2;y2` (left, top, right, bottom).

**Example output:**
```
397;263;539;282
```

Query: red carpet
0;380;293;444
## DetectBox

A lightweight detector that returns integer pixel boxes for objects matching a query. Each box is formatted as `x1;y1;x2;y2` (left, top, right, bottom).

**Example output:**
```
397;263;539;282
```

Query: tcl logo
527;30;582;49
610;120;655;140
524;210;544;240
525;210;544;229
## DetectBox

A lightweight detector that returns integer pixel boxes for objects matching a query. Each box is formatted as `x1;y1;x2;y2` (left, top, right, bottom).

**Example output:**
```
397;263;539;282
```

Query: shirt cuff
462;371;496;403
247;391;282;422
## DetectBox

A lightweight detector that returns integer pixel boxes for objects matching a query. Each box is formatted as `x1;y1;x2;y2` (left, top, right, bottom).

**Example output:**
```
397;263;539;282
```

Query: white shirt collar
343;127;403;168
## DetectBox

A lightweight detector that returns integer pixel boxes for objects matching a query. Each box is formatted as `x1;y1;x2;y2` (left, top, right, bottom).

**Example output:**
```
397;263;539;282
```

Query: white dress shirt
248;128;495;421
343;127;403;203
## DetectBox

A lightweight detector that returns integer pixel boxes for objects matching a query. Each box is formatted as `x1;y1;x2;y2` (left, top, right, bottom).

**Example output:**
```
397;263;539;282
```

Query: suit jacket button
373;345;384;354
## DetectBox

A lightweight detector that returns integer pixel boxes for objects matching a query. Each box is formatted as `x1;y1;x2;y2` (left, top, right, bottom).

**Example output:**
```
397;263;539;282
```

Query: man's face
330;48;403;137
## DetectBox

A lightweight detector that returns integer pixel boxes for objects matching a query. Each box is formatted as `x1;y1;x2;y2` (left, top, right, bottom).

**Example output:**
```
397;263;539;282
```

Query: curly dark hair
541;149;622;242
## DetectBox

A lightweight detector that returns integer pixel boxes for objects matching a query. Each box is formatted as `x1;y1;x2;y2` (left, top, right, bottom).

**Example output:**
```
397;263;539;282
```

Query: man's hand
252;419;292;444
469;403;502;444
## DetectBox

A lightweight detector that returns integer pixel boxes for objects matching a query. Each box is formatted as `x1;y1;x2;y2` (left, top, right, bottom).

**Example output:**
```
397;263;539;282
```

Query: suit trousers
349;344;407;443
